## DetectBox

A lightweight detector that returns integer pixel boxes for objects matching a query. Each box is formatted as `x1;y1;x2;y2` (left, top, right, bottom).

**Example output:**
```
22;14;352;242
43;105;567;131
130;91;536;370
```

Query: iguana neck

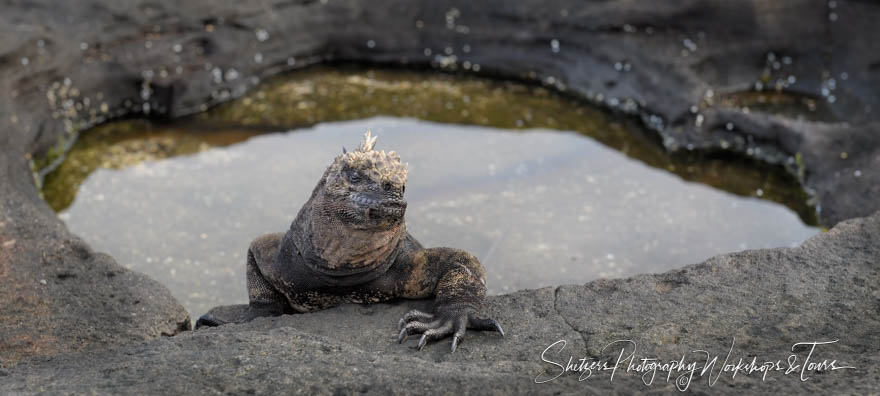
311;214;403;270
293;202;404;276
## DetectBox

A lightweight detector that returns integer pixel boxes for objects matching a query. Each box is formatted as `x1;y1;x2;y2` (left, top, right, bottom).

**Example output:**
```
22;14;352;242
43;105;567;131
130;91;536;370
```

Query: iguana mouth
350;193;407;218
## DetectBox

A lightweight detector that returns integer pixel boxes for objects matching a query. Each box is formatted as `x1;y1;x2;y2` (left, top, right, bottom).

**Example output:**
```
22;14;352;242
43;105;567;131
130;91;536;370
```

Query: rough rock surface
0;0;878;393
2;212;878;393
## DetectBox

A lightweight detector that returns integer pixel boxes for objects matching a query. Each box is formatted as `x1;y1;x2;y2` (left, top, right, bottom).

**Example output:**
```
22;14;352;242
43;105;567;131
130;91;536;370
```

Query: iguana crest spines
359;130;378;151
331;131;408;187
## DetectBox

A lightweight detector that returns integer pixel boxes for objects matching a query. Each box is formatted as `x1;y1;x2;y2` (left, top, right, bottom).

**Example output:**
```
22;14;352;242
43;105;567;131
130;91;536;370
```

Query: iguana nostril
383;182;392;192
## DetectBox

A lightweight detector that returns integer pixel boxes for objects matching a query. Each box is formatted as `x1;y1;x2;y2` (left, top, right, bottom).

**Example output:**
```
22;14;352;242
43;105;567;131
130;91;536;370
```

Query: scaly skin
196;132;503;352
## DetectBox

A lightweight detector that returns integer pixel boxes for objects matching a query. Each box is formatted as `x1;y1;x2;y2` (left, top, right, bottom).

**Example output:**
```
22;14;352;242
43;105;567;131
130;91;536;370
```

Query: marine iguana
196;131;503;352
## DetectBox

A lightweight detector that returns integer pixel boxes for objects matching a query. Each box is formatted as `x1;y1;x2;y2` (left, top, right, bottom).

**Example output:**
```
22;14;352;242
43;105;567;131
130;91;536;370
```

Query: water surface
41;69;819;316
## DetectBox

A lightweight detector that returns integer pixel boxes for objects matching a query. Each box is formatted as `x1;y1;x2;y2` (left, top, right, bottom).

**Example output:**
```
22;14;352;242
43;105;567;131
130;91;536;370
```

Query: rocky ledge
2;212;878;393
0;0;878;393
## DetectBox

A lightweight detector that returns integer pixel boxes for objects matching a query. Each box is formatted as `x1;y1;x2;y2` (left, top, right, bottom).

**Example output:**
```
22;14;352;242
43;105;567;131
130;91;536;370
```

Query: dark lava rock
1;212;878;394
0;0;878;393
0;181;191;368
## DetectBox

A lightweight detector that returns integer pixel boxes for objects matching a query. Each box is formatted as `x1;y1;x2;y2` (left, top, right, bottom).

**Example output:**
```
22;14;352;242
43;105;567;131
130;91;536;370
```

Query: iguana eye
348;172;362;183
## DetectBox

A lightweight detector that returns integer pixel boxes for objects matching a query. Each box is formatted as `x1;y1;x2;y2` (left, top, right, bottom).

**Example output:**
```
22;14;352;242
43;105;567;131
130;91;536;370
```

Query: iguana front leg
395;248;504;352
195;233;291;328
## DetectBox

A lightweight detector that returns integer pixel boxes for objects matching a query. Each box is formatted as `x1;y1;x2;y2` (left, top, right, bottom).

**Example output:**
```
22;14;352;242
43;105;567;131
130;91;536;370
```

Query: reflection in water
40;69;820;316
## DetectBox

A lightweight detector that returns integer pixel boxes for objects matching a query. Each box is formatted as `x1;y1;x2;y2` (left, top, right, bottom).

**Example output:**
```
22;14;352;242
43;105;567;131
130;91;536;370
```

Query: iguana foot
396;309;504;353
194;302;287;329
194;314;228;329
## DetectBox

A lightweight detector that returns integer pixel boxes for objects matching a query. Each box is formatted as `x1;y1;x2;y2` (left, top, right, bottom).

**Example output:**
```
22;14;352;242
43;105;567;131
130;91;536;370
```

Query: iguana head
318;131;408;230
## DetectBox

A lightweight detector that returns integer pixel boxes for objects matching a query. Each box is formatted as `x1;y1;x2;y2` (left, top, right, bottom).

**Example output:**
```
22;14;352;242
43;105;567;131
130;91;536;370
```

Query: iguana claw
396;309;503;353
